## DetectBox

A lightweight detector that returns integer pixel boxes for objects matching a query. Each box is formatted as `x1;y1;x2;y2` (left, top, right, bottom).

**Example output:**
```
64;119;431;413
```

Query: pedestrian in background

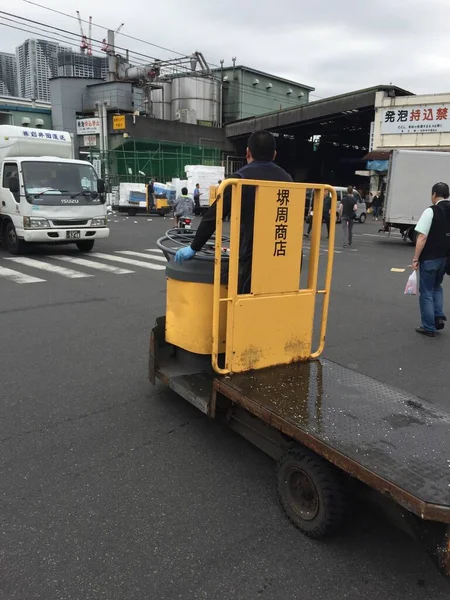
305;190;331;238
412;181;450;337
173;187;195;228
372;193;381;220
193;183;202;215
339;186;357;247
148;178;155;211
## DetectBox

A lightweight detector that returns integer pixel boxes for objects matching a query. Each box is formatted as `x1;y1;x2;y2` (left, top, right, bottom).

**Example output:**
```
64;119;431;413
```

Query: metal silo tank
151;81;172;120
171;76;219;125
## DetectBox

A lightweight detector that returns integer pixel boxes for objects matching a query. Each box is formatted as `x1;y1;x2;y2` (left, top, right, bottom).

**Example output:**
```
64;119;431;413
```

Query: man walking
193;183;202;215
339;186;357;247
372;193;381;220
412;182;450;337
147;178;155;211
305;190;332;238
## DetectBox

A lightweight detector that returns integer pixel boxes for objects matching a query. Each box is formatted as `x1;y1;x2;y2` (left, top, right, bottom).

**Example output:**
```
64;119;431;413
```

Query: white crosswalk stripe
0;265;45;284
116;250;167;262
0;247;171;285
50;255;134;274
4;256;93;279
90;252;165;271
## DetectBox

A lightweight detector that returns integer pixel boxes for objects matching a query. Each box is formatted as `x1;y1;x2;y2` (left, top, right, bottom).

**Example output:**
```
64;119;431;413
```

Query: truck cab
0;125;109;254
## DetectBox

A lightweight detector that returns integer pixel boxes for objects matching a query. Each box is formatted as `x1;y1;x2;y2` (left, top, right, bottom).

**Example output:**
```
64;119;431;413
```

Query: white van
305;187;367;224
0;125;109;255
334;187;367;223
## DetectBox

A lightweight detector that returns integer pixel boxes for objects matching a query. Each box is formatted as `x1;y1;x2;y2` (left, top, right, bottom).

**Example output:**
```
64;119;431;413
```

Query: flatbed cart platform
150;319;450;579
150;180;450;581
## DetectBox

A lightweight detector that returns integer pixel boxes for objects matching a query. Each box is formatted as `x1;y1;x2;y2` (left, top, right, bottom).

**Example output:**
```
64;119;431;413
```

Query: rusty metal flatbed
149;317;450;578
215;361;450;523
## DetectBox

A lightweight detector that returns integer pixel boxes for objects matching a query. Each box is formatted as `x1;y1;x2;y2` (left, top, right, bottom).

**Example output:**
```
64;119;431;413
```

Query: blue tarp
367;160;388;172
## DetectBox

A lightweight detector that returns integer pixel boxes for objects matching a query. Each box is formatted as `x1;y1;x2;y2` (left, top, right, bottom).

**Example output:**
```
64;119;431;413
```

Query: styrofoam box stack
167;178;189;200
119;182;147;207
185;165;225;205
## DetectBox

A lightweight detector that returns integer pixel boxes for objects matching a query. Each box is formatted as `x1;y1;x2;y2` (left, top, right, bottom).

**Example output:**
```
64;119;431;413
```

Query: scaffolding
107;139;222;185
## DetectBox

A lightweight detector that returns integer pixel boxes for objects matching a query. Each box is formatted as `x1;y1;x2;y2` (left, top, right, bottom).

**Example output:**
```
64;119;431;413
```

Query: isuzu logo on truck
61;198;79;204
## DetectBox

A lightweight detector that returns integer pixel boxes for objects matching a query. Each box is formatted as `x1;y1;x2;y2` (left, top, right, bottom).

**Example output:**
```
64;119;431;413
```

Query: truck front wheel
277;449;347;539
76;240;95;252
5;222;27;255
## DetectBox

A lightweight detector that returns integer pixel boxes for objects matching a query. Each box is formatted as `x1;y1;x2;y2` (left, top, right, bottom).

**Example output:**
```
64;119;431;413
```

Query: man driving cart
175;130;292;293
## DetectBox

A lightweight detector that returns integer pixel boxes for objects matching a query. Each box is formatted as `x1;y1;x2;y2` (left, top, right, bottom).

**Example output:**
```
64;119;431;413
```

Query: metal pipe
102;101;109;179
95;101;104;170
219;60;224;128
107;29;115;82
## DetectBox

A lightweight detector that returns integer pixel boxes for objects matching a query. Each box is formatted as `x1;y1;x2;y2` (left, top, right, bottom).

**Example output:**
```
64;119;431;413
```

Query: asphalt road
1;213;449;599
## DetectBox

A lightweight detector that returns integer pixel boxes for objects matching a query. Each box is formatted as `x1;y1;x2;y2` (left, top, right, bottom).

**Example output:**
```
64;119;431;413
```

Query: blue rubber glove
175;246;196;263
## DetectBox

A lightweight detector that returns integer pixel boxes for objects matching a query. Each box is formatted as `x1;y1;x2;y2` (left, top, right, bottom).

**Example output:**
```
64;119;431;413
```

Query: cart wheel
277;449;346;539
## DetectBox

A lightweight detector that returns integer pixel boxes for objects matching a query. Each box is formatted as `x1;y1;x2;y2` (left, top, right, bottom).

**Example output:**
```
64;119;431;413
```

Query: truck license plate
66;230;81;239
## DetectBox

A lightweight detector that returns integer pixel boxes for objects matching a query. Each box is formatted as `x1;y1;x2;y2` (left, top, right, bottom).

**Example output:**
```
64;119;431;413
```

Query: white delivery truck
382;149;450;243
0;125;109;254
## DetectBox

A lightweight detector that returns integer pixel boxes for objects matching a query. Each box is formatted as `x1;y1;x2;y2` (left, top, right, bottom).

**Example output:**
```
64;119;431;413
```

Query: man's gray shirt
174;195;194;217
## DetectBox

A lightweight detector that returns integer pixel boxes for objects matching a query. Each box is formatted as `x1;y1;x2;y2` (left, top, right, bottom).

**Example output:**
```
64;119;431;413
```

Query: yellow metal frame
211;180;337;375
209;185;218;206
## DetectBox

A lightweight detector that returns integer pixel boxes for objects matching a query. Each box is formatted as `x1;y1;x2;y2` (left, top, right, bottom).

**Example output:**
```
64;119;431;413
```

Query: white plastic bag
404;270;417;295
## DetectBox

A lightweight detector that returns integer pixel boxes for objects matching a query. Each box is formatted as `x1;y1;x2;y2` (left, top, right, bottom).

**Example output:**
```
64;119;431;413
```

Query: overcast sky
2;0;450;99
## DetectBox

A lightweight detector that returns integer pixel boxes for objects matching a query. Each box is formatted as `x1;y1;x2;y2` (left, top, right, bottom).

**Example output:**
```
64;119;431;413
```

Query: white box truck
0;125;109;254
382;149;450;242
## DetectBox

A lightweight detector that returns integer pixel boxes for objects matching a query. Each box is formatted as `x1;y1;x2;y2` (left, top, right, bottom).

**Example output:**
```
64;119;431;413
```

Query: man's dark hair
432;182;450;199
347;186;353;194
247;130;276;161
181;187;188;195
196;183;200;187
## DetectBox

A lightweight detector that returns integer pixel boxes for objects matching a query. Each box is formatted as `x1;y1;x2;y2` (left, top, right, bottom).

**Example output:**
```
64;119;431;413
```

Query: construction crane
101;23;125;53
87;16;93;56
76;10;90;54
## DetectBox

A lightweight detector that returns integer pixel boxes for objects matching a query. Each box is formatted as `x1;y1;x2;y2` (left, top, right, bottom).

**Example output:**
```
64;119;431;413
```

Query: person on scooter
174;130;292;293
173;187;195;227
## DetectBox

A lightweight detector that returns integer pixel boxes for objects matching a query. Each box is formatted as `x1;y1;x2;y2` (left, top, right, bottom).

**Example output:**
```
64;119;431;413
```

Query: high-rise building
15;39;109;102
0;52;18;97
16;39;60;102
57;50;108;79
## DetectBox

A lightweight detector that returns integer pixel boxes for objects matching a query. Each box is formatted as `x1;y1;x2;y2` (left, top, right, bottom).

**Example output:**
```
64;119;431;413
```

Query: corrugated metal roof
225;85;414;138
214;65;315;91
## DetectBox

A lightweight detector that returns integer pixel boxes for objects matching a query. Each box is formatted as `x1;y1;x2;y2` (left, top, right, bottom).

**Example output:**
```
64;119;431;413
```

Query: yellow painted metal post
307;188;324;293
311;186;337;358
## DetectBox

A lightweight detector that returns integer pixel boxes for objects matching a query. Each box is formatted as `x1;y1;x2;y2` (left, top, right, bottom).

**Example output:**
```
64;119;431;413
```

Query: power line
19;0;319;100
22;0;186;57
4;9;318;113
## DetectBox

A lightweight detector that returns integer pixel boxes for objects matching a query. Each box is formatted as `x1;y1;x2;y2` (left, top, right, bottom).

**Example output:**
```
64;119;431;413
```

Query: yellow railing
211;180;337;375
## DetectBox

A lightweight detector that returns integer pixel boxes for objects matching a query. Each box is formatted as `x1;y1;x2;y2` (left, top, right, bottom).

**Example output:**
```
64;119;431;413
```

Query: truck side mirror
8;176;19;195
97;179;105;194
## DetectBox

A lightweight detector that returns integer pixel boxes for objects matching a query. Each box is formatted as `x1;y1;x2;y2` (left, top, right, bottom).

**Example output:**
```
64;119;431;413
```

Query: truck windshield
22;161;98;201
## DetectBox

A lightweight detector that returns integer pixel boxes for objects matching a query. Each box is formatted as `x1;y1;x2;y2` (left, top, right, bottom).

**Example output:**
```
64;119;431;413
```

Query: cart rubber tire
128;209;138;216
5;221;27;255
76;240;95;252
359;213;366;224
277;449;347;539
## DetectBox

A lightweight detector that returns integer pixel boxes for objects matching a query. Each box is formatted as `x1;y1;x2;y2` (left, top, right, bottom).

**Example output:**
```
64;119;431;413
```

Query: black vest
420;200;450;262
